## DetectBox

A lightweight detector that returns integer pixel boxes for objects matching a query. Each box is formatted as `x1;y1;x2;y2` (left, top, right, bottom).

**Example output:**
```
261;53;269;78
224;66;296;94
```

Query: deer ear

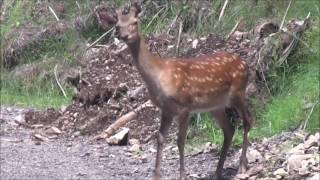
116;9;122;18
130;2;141;17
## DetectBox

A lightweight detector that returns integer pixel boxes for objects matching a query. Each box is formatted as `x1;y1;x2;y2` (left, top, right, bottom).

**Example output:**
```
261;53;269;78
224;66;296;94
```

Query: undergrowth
193;0;320;147
1;0;319;146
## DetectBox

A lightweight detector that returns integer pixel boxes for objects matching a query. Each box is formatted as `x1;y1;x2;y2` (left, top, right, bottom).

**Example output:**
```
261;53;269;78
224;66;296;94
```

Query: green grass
1;89;72;109
0;1;88;109
0;76;74;109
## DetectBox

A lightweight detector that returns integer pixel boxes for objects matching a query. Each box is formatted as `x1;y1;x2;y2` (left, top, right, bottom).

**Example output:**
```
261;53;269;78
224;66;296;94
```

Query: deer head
115;3;141;44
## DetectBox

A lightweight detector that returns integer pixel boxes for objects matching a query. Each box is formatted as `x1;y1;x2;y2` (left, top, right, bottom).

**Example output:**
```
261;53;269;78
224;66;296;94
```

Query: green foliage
1;0;319;142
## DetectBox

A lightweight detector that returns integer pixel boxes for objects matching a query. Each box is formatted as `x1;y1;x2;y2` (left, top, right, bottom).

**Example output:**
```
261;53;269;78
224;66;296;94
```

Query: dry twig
218;0;229;22
303;101;318;130
54;64;67;98
86;27;115;50
225;18;242;40
48;6;60;22
94;100;153;140
280;0;293;30
176;21;183;56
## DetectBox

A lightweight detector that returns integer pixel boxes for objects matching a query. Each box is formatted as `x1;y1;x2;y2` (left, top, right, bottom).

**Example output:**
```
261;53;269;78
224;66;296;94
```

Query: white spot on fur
232;55;237;59
232;72;237;78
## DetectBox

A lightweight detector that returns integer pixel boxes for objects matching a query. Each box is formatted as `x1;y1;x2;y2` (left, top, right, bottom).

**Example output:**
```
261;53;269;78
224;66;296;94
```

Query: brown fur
116;4;253;180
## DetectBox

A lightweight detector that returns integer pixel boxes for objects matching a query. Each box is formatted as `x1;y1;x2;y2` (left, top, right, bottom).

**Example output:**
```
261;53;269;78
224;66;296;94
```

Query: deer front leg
155;112;174;180
177;111;190;180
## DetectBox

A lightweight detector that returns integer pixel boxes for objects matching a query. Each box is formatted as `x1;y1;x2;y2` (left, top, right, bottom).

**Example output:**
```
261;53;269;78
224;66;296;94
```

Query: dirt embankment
1;2;317;179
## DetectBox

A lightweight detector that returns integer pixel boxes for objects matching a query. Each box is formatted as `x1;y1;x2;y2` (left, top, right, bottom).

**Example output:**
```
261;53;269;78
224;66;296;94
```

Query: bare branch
176;21;183;56
48;6;60;22
225;18;242;40
86;27;115;50
94;100;153;140
218;0;229;22
280;0;293;30
303;101;318;130
54;64;67;98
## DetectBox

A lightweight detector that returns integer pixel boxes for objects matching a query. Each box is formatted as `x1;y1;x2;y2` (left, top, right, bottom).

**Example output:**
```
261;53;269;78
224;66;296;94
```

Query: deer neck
127;36;163;88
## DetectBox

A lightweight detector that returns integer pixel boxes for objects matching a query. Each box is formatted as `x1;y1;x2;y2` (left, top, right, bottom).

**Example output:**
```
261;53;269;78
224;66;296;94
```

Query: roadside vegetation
1;0;319;145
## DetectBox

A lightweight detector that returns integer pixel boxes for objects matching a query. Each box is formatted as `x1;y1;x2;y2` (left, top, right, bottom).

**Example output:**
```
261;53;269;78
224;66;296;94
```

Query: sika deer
115;4;253;180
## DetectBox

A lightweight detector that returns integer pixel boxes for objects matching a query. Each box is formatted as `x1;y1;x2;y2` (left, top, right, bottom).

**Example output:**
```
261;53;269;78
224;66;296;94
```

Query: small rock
172;146;178;152
47;126;62;135
248;176;257;180
304;133;319;149
298;167;310;176
202;142;217;153
287;154;314;170
80;152;90;157
128;86;144;99
132;168;139;173
235;173;249;179
189;173;200;178
140;155;148;163
247;148;263;163
247;165;263;176
34;141;41;145
149;147;157;153
200;37;207;41
107;128;129;145
73;131;81;137
273;168;287;177
289;143;304;155
167;45;175;50
73;112;78;118
308;173;320;180
192;39;199;49
163;145;173;152
129;144;141;153
60;105;67;113
31;124;44;128
33;134;49;142
129;138;140;145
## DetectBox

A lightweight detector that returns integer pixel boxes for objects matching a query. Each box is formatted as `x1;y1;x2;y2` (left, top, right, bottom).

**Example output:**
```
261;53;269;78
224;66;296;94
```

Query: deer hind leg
232;93;253;173
155;111;174;180
176;110;190;180
211;109;235;179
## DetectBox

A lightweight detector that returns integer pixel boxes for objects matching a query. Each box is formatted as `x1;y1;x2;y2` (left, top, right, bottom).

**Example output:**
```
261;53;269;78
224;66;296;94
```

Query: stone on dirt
287;154;314;171
304;133;319;149
129;144;141;153
33;134;50;142
235;173;250;180
107;128;129;145
308;173;320;180
273;168;287;177
246;148;264;164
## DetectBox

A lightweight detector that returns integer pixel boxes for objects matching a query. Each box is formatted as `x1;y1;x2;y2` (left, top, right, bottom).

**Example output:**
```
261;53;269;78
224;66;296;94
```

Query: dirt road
0;106;237;180
1;106;318;180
